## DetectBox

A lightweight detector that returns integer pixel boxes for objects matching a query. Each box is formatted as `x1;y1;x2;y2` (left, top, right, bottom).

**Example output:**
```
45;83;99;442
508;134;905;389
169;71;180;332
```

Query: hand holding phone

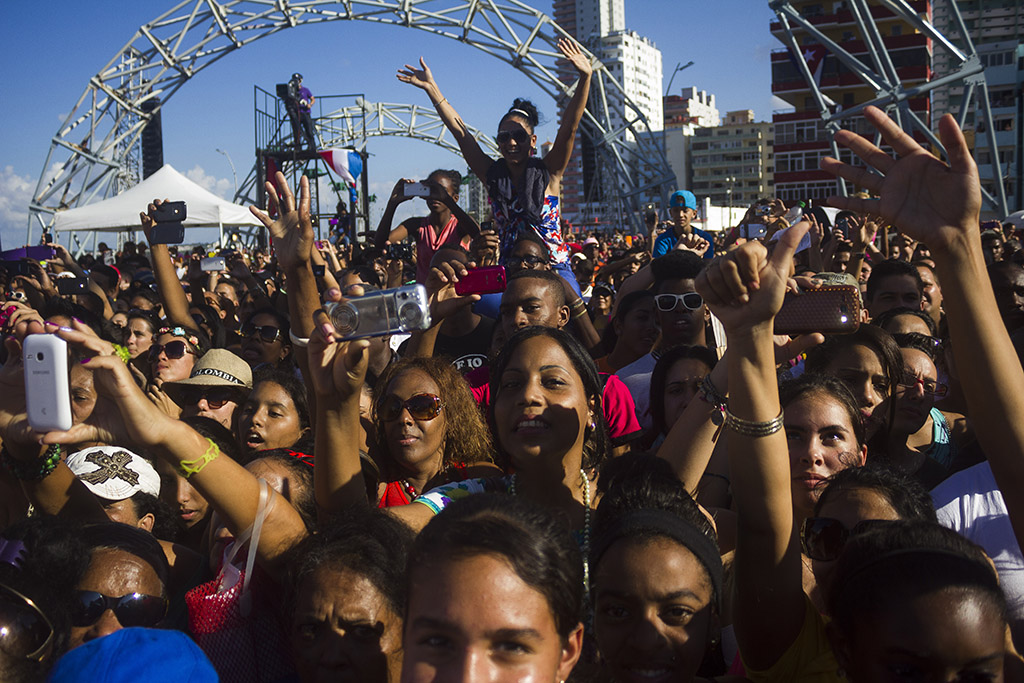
24;335;72;432
774;284;861;336
454;266;507;296
148;200;187;245
403;182;430;198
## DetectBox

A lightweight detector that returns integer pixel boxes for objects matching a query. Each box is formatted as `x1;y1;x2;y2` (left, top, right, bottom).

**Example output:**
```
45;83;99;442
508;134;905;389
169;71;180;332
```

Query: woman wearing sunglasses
68;523;170;649
149;326;202;384
398;39;592;294
239;308;293;371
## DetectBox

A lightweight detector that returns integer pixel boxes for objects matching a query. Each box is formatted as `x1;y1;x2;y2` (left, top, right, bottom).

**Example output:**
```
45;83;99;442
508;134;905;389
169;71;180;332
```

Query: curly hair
373;356;494;474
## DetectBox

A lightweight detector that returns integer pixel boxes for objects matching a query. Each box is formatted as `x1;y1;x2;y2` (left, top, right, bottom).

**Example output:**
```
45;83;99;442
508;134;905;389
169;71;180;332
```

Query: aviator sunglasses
0;582;54;661
242;324;283;344
70;590;167;629
496;129;531;146
654;292;704;312
379;393;444;422
148;339;194;362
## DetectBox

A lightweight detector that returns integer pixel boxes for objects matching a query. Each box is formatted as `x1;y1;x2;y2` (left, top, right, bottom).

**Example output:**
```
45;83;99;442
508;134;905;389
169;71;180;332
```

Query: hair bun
506;99;540;128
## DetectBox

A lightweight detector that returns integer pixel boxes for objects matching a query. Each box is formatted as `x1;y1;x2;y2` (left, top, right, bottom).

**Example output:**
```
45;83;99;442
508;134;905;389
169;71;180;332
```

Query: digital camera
325;284;431;340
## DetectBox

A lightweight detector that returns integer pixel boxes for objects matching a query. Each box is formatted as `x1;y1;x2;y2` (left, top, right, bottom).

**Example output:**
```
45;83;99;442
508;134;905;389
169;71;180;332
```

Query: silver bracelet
723;407;785;438
288;330;310;348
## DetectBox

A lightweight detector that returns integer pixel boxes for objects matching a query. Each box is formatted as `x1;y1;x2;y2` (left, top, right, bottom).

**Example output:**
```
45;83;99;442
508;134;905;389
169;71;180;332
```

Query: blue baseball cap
48;628;218;682
669;190;697;210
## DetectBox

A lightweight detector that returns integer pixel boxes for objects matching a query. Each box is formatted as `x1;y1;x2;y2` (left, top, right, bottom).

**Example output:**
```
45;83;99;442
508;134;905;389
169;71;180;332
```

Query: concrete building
769;1;932;204
931;0;1024;215
459;170;489;225
664;87;721;132
690;110;775;208
552;0;663;227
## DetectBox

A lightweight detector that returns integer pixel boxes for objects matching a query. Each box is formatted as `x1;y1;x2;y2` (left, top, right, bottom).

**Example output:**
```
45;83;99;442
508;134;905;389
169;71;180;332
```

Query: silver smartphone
325;284;431;340
24;335;72;432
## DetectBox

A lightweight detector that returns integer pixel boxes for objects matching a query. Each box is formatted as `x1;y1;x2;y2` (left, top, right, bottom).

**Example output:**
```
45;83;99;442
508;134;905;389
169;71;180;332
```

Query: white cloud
184;164;233;199
0;166;34;249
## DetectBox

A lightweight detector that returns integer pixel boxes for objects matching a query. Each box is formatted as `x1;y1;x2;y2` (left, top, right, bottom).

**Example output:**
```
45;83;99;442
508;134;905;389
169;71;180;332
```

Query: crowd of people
4;40;1024;682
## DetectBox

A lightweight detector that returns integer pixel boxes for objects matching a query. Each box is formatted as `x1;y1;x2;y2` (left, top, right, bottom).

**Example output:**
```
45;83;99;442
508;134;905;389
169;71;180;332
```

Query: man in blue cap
652;190;715;260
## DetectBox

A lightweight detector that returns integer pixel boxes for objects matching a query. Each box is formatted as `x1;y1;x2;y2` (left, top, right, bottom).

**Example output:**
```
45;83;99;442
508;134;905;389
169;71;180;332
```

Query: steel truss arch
771;0;1010;216
234;99;499;207
29;0;675;240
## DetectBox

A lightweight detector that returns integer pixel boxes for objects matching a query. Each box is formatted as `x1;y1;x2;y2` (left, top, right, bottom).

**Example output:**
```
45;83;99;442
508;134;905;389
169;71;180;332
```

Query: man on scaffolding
286;72;317;151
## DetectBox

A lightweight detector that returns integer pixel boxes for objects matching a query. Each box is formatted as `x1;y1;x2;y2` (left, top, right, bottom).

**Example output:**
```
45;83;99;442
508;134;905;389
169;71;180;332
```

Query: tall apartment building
459;170;489;225
931;0;1024;214
769;1;932;203
664;87;721;132
553;0;663;227
690;110;775;207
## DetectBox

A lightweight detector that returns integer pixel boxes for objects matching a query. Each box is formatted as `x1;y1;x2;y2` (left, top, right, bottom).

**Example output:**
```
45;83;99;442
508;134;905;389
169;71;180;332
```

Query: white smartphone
24;335;72;433
404;182;430;198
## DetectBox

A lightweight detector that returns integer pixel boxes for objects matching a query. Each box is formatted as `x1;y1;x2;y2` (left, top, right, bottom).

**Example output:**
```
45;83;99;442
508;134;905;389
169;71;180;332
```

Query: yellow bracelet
178;438;220;478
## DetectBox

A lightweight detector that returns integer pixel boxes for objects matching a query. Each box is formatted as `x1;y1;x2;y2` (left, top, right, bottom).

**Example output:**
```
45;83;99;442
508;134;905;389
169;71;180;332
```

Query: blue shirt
652;227;716;259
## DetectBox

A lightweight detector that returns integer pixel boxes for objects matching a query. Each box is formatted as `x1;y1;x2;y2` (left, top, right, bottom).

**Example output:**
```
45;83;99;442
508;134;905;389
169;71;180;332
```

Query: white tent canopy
53;164;261;233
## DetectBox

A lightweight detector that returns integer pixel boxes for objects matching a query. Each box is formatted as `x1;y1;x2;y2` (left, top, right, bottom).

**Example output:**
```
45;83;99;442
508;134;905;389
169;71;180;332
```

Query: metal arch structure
233;99;499;208
28;0;676;242
770;0;1010;217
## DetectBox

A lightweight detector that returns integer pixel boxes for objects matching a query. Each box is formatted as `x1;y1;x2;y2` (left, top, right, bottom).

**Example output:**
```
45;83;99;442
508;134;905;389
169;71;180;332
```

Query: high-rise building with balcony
691;110;775;208
931;0;1024;214
553;0;663;227
664;87;721;132
769;1;932;203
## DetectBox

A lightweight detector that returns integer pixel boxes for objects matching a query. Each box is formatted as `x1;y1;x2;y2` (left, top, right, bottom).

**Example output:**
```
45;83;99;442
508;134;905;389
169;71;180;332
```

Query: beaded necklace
400;479;418;501
510;468;592;591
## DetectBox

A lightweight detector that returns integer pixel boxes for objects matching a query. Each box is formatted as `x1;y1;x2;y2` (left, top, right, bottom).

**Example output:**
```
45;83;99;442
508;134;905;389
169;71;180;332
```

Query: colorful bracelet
698;375;727;426
178;438;220;478
1;444;61;481
111;344;132;363
723;407;785;438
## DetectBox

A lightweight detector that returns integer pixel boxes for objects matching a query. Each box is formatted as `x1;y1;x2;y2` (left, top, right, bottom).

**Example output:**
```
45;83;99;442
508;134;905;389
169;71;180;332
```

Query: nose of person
513;308;531;330
799;439;826;467
627;609;672;653
517;376;544;408
855;379;877;409
176;476;195;506
84;609;122;643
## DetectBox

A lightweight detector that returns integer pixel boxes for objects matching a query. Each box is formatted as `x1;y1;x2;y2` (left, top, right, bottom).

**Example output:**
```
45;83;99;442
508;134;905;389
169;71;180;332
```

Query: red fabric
185;567;294;683
415;216;469;283
377;463;472;508
464;367;641;445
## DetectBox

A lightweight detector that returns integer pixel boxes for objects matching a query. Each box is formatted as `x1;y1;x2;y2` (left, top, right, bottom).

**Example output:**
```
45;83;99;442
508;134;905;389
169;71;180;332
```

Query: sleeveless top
486;158;569;265
415;215;468;283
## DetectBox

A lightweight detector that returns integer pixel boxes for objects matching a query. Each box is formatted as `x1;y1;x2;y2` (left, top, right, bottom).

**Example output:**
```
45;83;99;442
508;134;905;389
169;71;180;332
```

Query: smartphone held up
24;335;73;433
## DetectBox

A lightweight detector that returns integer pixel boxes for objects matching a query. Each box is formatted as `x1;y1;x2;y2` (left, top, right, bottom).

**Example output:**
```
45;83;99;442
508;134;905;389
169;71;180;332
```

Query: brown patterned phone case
774;285;861;335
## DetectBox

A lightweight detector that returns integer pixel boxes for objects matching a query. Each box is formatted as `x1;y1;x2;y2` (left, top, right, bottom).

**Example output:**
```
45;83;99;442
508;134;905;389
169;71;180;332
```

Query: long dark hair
489;326;609;470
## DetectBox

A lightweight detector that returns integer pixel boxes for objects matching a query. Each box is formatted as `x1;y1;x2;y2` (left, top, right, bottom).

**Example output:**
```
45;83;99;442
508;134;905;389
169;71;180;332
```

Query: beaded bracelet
723;407;785;438
1;444;61;481
178;438;221;478
111;344;132;363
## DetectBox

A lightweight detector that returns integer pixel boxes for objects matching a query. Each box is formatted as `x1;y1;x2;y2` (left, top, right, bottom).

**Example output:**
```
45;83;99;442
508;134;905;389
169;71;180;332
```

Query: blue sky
0;0;779;247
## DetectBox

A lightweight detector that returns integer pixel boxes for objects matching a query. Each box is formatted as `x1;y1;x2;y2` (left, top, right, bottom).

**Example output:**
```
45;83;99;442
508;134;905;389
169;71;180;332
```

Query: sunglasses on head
242;324;282;343
379;393;444;422
654;292;704;312
496;129;531;146
148;339;194;361
70;590;167;629
801;517;894;562
0;582;54;661
183;387;239;409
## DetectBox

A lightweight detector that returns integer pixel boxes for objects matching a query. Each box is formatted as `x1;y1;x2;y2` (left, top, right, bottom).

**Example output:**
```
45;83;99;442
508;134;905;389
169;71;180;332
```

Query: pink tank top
415;216;468;283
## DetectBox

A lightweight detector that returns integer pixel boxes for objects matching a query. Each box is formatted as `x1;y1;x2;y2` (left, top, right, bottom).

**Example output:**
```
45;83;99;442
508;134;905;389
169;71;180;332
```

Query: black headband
591;508;723;611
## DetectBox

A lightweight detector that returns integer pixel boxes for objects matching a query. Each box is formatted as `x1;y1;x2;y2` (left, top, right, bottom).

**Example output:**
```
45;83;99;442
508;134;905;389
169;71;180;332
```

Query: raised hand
557;38;593;78
388;178;416;207
138;198;171;242
249;172;314;272
306;309;369;401
424;259;480;322
820;106;981;253
696;221;811;334
397;57;437;92
674;233;709;256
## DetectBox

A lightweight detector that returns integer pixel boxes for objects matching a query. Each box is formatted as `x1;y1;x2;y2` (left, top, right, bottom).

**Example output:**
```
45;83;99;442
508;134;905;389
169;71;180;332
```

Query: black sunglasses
801;517;894;562
509;254;547;268
242;324;283;343
148;339;193;362
70;590;167;629
182;387;240;410
0;582;54;661
496;129;531;146
379;393;444;422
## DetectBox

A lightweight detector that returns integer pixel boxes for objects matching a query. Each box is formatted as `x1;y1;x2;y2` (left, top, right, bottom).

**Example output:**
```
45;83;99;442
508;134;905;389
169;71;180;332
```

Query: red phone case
455;266;507;296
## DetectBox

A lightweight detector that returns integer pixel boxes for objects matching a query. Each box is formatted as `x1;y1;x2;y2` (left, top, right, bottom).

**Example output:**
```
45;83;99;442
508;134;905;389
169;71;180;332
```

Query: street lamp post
215;148;238;200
